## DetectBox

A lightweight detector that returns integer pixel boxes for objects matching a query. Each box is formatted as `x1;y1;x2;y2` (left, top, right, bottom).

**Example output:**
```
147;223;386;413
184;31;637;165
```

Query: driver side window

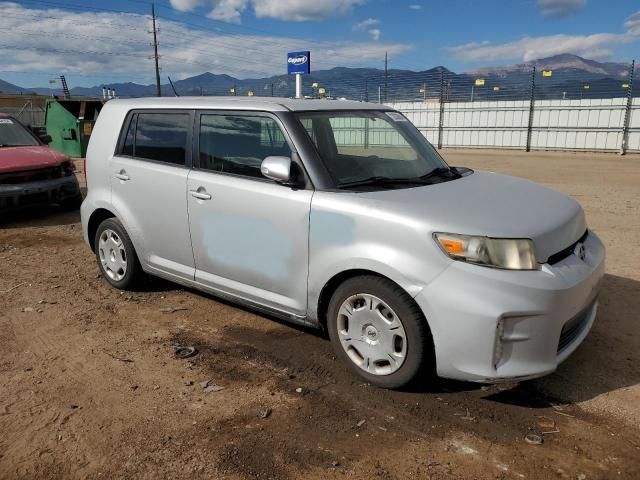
199;114;291;180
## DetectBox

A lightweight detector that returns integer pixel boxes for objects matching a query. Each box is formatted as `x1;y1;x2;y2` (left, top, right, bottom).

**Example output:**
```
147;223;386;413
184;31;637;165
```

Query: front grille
0;166;66;185
17;192;50;207
557;301;594;352
547;230;588;265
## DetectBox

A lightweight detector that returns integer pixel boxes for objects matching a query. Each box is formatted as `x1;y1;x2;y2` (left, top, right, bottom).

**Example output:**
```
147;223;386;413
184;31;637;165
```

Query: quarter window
121;112;190;166
199;114;291;179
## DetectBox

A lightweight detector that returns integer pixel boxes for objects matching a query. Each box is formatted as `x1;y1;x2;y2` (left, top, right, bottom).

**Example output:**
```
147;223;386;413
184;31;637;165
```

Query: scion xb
80;97;604;388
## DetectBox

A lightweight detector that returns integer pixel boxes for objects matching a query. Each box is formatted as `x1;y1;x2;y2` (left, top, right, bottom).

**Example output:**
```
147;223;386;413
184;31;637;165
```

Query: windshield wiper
337;167;461;190
419;166;459;181
337;176;430;189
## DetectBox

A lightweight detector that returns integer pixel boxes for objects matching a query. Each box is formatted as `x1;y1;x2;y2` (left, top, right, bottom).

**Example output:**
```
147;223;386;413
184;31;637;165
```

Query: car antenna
167;76;180;97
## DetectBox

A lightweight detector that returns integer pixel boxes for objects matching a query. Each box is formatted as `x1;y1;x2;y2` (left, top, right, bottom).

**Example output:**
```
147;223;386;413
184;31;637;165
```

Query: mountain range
0;54;637;101
467;53;634;78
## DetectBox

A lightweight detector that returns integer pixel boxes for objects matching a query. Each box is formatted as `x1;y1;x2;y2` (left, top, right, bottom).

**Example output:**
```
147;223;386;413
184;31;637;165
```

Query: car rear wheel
327;275;433;389
94;218;142;290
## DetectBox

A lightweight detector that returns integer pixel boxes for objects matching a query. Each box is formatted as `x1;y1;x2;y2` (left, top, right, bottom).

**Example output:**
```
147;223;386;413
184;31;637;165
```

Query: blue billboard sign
287;51;311;75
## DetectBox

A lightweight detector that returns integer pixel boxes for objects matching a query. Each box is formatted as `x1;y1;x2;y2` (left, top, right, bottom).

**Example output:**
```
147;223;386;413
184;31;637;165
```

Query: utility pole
271;83;274;97
364;79;369;102
151;3;161;97
384;51;388;103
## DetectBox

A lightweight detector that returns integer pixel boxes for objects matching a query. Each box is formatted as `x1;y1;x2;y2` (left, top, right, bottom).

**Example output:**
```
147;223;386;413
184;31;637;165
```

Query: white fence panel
628;98;640;151
388;97;640;153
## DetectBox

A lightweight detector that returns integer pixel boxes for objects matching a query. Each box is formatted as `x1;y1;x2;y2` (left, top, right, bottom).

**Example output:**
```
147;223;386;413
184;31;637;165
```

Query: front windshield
295;110;448;187
0;118;39;147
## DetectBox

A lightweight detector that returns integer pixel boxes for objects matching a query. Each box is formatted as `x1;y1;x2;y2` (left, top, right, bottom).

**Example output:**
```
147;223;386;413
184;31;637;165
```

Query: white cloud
353;18;380;40
169;0;247;23
252;0;365;21
448;33;629;63
448;11;640;63
408;4;421;10
169;0;203;12
207;0;248;23
353;18;379;31
536;0;586;19
0;2;410;85
169;0;366;23
625;11;640;36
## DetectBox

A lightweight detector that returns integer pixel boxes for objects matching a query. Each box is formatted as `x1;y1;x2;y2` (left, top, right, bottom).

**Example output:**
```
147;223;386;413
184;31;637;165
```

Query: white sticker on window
385;112;408;122
0;119;14;124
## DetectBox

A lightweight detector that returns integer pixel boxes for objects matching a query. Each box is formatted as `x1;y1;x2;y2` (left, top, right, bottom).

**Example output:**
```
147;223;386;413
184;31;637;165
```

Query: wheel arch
87;208;116;252
316;269;427;331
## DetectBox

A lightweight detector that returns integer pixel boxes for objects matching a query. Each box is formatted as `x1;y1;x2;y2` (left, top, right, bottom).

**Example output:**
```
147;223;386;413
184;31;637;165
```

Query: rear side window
199;114;291;179
121;115;136;156
120;112;190;166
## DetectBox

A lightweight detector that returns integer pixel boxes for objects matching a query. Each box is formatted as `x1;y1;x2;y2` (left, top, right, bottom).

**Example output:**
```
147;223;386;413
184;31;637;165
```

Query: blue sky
0;0;639;87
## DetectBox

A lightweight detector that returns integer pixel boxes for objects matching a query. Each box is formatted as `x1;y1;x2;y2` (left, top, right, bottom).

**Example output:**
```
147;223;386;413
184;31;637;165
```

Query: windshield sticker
386;112;408;122
0;119;14;124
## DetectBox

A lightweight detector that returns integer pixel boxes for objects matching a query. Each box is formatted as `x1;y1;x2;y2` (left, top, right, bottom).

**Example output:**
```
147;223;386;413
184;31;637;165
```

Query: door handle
114;170;130;181
190;189;211;200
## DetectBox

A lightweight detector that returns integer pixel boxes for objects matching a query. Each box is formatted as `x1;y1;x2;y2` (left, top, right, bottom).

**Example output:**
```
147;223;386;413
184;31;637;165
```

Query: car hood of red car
0;145;69;174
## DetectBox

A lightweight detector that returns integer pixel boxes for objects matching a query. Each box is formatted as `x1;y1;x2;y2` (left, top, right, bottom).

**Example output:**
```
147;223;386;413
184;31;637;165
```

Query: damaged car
0;113;82;212
81;97;604;389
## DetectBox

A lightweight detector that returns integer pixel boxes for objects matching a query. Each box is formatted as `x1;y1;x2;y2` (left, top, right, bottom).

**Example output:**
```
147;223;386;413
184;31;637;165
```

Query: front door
187;112;312;317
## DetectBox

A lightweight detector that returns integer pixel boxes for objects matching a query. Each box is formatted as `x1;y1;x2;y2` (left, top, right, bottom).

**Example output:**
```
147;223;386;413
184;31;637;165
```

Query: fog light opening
493;319;505;370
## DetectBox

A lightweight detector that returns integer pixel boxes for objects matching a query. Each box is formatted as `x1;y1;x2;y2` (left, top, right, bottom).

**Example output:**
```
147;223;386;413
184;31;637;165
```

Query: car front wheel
327;275;434;389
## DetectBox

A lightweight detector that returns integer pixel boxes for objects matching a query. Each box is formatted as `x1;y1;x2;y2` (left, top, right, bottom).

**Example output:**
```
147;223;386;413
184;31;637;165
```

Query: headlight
61;160;76;176
434;232;539;270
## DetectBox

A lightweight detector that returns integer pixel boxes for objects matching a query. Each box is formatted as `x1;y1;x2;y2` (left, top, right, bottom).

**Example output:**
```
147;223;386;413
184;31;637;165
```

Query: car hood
358;171;586;263
0;145;69;174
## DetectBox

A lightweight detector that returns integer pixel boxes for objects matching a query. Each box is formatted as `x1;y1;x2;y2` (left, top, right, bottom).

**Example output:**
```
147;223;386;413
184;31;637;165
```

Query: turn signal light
438;238;464;255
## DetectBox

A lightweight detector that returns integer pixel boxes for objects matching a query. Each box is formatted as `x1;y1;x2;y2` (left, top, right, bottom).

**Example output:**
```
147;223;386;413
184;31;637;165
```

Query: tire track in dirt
171;323;640;479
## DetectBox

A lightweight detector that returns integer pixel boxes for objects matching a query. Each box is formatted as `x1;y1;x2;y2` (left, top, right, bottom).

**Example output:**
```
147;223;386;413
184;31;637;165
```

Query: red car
0;113;81;212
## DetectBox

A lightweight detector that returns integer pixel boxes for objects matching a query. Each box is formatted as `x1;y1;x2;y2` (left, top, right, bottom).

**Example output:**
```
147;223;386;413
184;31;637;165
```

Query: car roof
107;96;393;112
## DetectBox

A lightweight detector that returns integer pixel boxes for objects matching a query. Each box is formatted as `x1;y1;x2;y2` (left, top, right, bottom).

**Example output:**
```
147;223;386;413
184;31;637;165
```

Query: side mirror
39;134;53;144
260;156;292;183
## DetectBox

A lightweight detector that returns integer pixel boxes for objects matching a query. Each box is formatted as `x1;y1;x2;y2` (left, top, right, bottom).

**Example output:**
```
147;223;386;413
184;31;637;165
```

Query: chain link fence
0;94;46;126
173;60;638;153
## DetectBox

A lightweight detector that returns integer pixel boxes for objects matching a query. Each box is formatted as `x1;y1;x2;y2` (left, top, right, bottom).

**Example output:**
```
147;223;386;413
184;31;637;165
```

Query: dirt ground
1;149;639;480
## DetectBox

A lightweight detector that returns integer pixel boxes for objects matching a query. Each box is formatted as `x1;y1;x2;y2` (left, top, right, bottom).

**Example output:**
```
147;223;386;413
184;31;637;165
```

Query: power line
8;0;406;71
1;2;408;77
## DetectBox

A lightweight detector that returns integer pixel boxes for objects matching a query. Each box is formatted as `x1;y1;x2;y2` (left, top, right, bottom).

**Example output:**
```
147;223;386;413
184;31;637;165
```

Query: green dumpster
44;99;103;158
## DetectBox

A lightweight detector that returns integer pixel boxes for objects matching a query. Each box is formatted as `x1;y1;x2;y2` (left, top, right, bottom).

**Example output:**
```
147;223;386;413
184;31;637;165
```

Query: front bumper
415;230;605;383
0;175;80;210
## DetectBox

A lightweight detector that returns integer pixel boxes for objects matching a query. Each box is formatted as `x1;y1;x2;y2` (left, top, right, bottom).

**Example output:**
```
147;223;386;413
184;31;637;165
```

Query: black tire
327;275;434;389
94;218;143;290
60;193;83;211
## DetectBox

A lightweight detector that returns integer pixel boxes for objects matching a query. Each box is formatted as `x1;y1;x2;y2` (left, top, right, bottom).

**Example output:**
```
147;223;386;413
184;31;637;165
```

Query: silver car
81;97;604;389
